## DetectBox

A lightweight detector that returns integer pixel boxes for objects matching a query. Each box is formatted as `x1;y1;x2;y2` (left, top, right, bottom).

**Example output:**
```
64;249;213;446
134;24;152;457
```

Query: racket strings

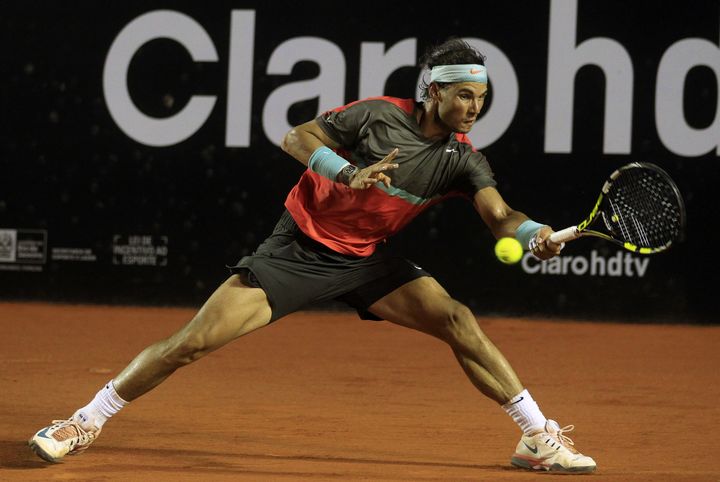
607;197;634;244
604;168;683;248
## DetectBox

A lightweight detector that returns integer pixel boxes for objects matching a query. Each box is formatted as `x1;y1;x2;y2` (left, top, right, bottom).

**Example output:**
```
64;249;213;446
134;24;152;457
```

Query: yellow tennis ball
494;237;524;264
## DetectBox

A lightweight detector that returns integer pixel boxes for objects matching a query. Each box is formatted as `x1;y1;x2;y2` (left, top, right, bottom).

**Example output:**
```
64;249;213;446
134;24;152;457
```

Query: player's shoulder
367;96;416;115
331;96;415;115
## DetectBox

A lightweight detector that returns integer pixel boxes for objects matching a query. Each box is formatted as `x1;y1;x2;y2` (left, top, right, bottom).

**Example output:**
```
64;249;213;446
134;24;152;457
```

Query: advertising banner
2;0;717;322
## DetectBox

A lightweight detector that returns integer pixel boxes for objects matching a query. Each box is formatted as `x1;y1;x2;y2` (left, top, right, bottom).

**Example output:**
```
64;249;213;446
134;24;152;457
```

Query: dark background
1;1;717;323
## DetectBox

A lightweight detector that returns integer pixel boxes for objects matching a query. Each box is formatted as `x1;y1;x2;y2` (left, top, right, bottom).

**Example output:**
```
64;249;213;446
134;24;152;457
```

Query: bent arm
280;119;340;167
280;118;399;190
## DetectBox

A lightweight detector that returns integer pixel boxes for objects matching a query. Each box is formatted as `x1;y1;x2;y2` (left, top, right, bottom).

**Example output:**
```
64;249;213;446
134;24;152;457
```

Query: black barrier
1;1;718;323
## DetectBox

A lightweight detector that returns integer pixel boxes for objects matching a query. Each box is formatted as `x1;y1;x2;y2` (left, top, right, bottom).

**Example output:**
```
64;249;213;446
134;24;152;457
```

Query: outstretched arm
473;187;562;260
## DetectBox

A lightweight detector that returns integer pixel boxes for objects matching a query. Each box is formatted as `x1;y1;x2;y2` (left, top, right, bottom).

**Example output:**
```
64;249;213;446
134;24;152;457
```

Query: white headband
430;64;488;84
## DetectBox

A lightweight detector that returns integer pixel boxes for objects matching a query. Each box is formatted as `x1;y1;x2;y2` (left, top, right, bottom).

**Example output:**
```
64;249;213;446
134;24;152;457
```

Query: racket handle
549;226;580;243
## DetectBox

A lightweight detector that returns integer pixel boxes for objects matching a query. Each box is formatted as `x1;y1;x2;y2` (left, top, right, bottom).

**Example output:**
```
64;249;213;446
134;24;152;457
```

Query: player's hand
348;148;400;190
530;226;564;260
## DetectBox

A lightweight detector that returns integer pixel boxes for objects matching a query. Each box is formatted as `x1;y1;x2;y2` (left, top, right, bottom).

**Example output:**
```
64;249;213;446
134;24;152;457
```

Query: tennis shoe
28;415;101;463
511;419;596;473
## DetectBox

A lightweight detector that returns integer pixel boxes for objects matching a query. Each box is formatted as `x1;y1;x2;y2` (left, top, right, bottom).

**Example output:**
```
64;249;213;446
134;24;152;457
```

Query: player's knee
436;302;478;344
161;332;209;367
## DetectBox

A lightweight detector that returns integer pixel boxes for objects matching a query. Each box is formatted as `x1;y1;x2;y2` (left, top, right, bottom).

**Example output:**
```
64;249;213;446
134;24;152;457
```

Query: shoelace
49;419;95;448
542;422;579;454
552;424;576;448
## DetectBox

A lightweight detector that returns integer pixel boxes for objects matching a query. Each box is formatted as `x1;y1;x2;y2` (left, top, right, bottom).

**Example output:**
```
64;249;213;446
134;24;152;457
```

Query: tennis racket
549;162;686;254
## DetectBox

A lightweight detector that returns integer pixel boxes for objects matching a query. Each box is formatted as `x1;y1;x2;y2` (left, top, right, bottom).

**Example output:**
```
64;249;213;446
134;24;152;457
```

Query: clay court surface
1;302;718;481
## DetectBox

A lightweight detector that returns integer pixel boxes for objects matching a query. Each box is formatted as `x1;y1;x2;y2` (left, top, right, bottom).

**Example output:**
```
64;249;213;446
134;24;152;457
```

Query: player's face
435;82;488;133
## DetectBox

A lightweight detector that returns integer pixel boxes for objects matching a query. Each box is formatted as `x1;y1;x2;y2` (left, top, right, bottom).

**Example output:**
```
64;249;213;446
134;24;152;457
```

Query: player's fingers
361;173;392;188
377;148;400;165
535;236;563;257
370;161;399;173
531;239;541;255
545;237;564;254
378;173;392;188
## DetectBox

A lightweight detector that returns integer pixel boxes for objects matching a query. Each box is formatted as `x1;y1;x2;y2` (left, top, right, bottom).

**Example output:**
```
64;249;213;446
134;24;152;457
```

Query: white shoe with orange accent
28;416;101;463
511;419;596;473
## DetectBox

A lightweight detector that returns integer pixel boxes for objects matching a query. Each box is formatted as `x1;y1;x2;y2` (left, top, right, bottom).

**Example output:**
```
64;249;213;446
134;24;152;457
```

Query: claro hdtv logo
521;250;650;277
103;3;720;156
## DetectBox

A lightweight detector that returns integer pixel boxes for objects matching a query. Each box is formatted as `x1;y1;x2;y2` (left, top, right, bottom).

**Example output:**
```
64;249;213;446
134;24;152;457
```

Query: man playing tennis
30;38;596;473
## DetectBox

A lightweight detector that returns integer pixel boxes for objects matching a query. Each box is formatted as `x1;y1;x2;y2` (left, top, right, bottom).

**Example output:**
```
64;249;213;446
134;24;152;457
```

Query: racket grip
549;226;580;243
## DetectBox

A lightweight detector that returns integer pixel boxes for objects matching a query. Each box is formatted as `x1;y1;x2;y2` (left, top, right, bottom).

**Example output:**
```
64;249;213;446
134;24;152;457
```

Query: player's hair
418;38;486;101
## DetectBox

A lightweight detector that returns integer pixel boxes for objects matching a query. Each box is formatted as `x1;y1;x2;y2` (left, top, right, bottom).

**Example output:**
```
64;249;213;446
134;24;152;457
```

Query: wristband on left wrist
308;146;349;181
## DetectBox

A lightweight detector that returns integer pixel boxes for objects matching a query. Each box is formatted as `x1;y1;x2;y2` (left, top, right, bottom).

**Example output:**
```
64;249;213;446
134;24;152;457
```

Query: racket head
594;162;686;253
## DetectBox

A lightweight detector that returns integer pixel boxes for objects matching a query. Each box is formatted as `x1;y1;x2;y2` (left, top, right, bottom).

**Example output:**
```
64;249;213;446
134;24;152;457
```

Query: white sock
502;389;547;436
73;380;128;431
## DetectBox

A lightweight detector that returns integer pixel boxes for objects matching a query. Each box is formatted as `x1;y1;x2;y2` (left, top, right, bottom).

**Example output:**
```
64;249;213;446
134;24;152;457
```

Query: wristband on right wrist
515;220;546;250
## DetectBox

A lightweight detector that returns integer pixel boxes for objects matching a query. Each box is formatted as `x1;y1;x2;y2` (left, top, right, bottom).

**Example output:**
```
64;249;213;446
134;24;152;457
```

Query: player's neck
418;102;452;140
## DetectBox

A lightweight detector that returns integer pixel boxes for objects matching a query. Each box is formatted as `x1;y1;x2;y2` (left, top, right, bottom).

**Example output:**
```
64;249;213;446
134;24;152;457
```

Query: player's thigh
368;276;473;339
171;273;272;351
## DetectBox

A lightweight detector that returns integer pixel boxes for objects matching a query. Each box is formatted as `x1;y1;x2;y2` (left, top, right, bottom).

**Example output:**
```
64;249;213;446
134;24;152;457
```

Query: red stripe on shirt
285;170;435;257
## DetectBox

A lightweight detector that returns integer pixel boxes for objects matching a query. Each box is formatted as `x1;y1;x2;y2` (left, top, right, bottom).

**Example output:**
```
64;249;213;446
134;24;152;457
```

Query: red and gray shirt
285;96;497;257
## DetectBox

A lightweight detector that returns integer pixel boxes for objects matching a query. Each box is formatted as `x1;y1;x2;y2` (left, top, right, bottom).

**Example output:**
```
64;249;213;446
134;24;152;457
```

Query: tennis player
30;38;595;473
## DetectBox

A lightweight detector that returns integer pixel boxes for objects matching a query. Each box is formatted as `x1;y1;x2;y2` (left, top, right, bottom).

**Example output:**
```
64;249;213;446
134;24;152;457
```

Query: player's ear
429;82;440;101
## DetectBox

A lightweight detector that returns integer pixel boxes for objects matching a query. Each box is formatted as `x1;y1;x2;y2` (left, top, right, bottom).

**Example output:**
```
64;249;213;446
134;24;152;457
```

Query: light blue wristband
515;220;546;250
308;146;349;181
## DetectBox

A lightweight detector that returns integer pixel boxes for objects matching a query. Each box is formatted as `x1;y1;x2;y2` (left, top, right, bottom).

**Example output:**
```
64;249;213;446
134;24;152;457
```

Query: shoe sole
511;456;596;474
28;438;62;463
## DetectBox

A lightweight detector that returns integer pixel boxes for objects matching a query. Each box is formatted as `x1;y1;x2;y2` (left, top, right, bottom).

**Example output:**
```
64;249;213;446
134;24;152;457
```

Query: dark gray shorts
229;210;431;322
